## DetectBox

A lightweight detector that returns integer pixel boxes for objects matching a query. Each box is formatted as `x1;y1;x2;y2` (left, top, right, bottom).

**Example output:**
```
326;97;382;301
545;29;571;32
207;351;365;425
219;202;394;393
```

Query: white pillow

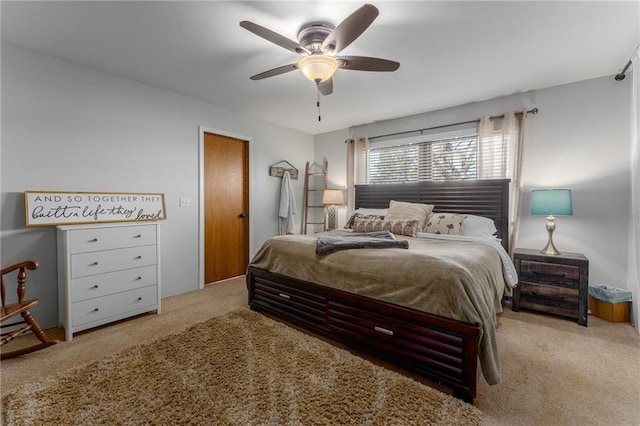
385;200;434;230
424;213;467;235
461;215;498;238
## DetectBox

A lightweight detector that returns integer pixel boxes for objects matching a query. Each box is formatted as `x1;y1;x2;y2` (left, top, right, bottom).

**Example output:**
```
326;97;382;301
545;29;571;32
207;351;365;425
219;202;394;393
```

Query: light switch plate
179;197;190;207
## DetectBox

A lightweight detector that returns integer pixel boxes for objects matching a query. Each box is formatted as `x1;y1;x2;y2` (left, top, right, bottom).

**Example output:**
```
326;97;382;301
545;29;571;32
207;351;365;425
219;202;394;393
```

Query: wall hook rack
269;160;299;180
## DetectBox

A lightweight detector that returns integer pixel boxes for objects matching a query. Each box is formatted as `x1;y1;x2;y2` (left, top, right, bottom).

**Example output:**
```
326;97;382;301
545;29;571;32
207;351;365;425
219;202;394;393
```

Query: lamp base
540;215;562;256
326;205;337;231
540;239;561;256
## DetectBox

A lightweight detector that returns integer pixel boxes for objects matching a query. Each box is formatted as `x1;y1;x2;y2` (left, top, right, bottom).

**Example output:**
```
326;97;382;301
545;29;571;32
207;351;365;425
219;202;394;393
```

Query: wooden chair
1;260;58;360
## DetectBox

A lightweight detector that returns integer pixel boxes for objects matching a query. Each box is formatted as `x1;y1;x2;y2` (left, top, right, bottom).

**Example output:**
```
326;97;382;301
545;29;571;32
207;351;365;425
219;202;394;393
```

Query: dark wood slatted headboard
355;179;510;252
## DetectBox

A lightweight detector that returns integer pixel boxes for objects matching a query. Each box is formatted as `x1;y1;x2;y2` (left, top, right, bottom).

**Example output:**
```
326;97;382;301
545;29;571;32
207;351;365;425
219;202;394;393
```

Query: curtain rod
368;107;539;142
614;60;633;81
614;43;639;81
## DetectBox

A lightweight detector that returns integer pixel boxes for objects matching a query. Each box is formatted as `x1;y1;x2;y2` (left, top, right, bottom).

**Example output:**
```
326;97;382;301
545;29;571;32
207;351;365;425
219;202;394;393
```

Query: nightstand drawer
519;281;579;299
518;298;579;319
520;261;580;288
519;281;579;318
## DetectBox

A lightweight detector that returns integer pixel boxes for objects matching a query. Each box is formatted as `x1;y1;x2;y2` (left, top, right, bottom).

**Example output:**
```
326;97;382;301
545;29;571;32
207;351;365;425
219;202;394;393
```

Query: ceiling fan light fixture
298;55;338;83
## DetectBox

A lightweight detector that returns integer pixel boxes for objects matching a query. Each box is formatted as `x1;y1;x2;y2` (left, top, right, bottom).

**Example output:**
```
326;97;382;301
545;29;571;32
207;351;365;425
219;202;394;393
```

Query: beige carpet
1;308;481;425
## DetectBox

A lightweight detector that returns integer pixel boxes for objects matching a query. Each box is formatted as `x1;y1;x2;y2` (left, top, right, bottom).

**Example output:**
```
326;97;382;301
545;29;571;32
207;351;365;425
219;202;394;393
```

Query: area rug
1;309;481;425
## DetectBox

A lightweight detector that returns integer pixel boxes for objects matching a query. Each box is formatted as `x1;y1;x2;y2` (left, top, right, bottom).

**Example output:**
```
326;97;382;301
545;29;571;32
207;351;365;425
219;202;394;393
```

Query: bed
246;179;511;403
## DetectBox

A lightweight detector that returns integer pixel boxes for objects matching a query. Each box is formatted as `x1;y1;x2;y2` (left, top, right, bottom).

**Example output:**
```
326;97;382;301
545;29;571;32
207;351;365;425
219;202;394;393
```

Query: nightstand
512;248;589;326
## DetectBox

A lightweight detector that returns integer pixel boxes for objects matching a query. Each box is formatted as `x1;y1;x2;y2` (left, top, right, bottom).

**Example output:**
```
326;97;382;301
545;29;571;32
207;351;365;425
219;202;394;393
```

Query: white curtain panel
512;113;527;257
478;112;524;255
630;52;640;328
346;137;370;213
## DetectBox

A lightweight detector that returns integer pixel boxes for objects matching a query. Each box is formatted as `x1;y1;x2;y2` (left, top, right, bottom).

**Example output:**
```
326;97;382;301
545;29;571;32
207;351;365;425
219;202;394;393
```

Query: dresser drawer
520;260;580;288
70;265;157;303
71;285;157;327
71;244;157;278
69;225;157;254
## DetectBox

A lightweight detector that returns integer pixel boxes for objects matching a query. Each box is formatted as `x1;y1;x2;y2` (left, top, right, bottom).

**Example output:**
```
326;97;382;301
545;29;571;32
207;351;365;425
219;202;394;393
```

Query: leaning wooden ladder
302;160;328;234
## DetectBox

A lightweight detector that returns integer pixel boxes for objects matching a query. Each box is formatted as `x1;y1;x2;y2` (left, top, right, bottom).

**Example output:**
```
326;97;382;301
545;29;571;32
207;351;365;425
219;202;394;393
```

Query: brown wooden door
204;132;249;284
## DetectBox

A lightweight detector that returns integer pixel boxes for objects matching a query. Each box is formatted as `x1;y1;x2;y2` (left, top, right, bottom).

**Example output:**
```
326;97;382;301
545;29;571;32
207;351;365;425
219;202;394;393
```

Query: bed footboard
247;266;481;403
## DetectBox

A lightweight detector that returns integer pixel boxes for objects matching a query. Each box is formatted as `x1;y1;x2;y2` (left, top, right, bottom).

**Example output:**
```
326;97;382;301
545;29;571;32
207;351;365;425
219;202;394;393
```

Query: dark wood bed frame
247;179;510;403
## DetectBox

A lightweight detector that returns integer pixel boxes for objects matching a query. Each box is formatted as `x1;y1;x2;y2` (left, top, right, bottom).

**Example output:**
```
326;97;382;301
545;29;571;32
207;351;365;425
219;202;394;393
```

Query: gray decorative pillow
344;212;385;229
424;213;467;235
352;217;420;237
384;200;434;231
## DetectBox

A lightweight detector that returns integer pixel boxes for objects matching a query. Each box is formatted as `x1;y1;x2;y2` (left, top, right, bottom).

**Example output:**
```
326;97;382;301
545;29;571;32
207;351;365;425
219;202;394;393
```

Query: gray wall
314;129;350;227
314;75;636;327
1;43;314;329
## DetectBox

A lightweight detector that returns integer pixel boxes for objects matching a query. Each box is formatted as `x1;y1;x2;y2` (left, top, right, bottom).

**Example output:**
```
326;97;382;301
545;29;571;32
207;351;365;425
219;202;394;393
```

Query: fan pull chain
316;85;321;122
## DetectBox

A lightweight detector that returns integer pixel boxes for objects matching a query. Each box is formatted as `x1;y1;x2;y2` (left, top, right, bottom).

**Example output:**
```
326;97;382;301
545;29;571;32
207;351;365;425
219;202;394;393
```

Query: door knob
238;213;247;218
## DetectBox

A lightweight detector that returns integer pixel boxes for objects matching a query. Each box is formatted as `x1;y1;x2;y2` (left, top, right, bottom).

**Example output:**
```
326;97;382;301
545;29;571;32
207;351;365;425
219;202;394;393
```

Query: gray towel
316;231;409;254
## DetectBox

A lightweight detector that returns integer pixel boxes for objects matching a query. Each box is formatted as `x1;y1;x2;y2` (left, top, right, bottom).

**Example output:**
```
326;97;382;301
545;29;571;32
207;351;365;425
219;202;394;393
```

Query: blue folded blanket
316;231;409;254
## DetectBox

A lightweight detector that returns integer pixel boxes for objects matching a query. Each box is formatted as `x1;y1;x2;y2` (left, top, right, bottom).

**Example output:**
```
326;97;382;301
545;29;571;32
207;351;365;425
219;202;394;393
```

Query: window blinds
368;126;479;184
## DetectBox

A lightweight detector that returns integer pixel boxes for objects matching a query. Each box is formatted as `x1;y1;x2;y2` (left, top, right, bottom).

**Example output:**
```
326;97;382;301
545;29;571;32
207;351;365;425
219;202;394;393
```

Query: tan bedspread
249;230;507;385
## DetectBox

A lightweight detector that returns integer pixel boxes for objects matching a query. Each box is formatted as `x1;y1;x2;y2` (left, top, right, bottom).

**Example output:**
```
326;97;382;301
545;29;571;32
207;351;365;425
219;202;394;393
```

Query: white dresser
57;222;161;341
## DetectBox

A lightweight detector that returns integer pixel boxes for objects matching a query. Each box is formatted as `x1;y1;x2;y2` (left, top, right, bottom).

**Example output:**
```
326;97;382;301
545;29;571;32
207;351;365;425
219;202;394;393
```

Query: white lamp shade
298;55;338;83
322;189;344;205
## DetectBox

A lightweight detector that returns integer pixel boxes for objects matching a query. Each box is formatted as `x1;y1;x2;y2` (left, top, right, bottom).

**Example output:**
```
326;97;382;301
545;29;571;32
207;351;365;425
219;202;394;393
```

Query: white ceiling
2;1;639;135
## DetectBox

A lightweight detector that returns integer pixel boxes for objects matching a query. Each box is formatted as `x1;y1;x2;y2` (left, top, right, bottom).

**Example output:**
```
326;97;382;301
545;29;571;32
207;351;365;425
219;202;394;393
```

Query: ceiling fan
239;3;400;96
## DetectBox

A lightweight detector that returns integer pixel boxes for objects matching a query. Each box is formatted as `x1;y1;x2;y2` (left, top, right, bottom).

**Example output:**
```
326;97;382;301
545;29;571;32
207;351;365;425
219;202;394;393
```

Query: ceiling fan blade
337;56;400;72
322;4;379;54
318;78;333;96
250;64;298;80
240;21;310;55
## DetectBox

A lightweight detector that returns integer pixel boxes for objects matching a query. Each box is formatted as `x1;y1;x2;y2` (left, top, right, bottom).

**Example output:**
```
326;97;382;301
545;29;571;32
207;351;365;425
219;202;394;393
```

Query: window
367;125;480;184
369;144;419;183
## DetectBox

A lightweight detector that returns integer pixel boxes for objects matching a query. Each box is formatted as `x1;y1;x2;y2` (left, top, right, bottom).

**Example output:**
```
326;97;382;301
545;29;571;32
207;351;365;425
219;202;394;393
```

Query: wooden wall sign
24;191;167;227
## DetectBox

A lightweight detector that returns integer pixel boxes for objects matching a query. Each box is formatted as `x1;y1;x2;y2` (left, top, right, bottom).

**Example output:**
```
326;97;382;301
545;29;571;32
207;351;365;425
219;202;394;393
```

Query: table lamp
322;189;345;231
531;189;573;255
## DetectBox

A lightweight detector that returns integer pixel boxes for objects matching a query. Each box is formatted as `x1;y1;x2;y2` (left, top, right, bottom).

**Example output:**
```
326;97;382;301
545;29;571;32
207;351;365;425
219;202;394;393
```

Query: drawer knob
91;261;99;266
137;297;142;301
89;238;98;242
134;234;142;238
92;284;99;289
136;276;142;280
278;293;291;300
374;326;394;336
135;255;143;260
93;308;99;312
